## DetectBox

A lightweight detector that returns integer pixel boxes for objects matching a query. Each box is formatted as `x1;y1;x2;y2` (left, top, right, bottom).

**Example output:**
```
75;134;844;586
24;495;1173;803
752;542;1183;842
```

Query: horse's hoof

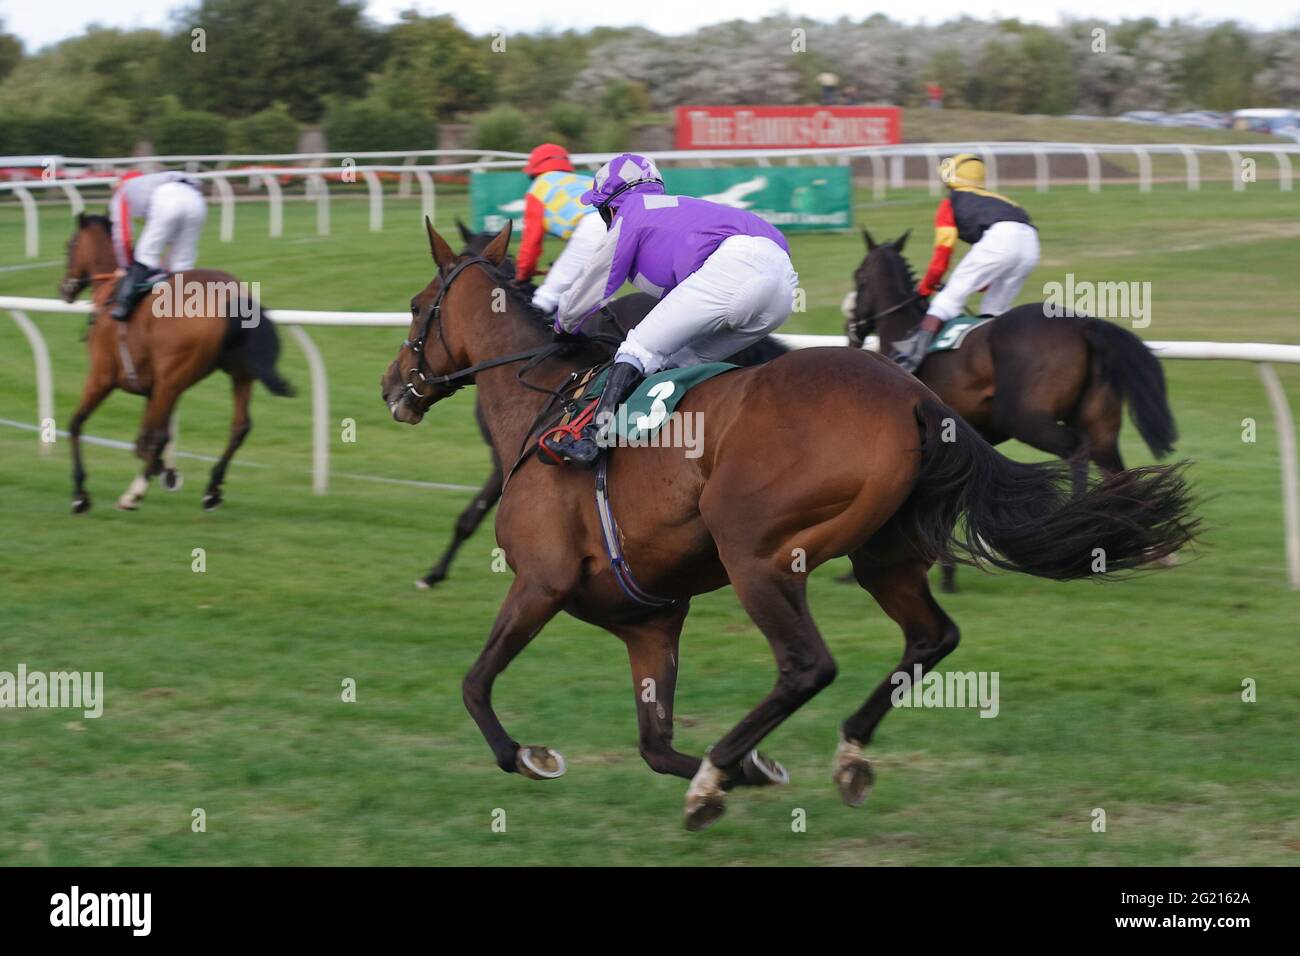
114;498;139;512
71;495;91;515
740;749;790;787
201;493;223;512
161;468;183;492
833;738;875;808
414;578;431;590
684;757;727;831
516;746;566;780
940;581;958;595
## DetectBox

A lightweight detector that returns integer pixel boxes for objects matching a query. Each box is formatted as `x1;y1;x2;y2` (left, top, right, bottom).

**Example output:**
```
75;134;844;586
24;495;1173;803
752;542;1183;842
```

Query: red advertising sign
675;105;901;150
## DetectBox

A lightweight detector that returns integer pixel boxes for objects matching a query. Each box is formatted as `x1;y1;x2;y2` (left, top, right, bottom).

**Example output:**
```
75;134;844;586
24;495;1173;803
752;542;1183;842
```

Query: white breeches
133;181;208;271
531;213;607;313
616;235;798;375
928;221;1039;321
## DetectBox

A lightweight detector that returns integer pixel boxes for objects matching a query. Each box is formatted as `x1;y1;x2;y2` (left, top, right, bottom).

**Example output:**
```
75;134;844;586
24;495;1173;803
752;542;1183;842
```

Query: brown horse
59;213;293;514
416;222;788;589
847;229;1178;591
382;220;1195;831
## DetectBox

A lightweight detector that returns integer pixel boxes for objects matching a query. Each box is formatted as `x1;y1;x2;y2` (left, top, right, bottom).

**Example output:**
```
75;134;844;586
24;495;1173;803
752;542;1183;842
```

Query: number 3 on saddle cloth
537;361;739;464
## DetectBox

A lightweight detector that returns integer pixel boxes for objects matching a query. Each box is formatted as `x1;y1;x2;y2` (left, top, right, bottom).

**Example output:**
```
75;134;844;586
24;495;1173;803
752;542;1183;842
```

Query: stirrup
538;401;598;466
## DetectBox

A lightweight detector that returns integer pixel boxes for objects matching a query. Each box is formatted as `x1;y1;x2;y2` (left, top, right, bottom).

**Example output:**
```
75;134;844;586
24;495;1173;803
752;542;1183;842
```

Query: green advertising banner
470;166;852;235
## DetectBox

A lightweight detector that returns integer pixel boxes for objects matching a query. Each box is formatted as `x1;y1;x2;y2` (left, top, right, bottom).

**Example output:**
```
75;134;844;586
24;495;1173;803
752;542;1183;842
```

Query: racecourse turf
0;183;1296;865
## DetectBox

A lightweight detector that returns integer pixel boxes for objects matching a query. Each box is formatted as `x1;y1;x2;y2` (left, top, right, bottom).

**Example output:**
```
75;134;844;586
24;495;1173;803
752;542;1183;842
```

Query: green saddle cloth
582;362;739;441
928;313;994;354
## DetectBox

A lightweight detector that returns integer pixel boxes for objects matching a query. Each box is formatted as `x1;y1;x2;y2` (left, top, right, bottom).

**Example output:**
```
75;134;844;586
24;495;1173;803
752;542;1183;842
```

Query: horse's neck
468;308;592;465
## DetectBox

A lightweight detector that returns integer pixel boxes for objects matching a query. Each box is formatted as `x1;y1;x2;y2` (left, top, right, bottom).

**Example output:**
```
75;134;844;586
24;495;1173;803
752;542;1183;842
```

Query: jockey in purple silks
541;153;799;468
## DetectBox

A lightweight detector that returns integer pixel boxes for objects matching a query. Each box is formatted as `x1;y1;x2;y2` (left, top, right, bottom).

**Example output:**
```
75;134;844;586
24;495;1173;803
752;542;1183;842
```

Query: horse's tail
233;303;295;397
1083;319;1177;458
903;398;1195;581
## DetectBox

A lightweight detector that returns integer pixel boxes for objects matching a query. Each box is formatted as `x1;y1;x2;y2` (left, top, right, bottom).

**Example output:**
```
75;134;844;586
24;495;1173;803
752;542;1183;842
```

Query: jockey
516;143;607;315
108;169;208;321
892;153;1039;372
541;153;798;468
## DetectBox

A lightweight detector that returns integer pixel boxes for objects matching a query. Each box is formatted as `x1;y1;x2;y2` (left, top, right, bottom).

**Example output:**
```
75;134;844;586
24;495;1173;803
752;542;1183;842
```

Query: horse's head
61;213;114;303
381;218;513;425
846;227;916;347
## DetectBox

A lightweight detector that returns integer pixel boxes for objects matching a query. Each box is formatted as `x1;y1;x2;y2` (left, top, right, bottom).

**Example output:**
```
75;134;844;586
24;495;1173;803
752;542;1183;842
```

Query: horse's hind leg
684;565;836;830
418;462;503;589
463;576;565;779
68;375;115;514
835;551;959;808
202;377;253;511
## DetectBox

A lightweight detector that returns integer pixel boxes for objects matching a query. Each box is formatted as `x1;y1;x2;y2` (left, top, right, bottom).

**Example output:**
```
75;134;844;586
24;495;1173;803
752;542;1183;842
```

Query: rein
400;255;625;488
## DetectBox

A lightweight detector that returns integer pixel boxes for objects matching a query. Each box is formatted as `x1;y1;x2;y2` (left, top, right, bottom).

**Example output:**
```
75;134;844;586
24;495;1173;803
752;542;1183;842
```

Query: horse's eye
410;304;418;316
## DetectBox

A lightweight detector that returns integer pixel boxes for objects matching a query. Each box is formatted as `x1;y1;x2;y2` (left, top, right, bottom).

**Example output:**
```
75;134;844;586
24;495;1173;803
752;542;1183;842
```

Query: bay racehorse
416;222;787;589
846;229;1178;591
382;219;1195;831
59;213;293;514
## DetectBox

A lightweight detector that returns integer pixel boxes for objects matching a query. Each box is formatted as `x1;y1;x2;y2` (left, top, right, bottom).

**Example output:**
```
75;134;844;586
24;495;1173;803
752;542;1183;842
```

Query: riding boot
891;314;944;374
541;360;643;468
109;261;153;322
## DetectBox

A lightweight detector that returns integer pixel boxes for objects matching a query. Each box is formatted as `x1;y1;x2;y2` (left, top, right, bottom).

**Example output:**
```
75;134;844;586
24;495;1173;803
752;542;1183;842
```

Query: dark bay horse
847;229;1179;591
381;219;1195;831
59;213;293;513
416;222;787;589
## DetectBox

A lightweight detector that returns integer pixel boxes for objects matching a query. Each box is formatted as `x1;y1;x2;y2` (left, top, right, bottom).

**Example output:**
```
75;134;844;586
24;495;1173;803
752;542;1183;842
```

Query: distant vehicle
1118;110;1166;125
1232;108;1300;142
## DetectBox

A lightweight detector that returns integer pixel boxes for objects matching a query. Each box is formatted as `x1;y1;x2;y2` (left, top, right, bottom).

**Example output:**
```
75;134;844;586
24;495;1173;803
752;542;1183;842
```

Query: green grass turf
0;183;1296;865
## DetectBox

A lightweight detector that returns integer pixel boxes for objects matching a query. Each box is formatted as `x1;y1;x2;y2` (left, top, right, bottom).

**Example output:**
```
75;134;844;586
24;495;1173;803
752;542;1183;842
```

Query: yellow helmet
939;153;985;189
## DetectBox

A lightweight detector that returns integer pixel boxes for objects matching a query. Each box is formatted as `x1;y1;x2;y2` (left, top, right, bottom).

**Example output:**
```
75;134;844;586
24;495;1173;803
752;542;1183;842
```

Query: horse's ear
77;212;86;227
862;228;877;251
425;216;456;273
893;228;912;252
455;217;474;246
481;219;512;268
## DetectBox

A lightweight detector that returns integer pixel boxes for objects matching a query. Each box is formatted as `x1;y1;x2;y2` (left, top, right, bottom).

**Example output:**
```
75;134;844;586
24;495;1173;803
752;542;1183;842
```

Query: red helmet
524;143;574;177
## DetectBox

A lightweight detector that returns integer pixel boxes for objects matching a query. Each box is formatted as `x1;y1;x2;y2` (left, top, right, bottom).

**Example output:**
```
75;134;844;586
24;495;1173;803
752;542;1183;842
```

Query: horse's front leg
118;383;180;511
463;577;565;779
68;375;115;515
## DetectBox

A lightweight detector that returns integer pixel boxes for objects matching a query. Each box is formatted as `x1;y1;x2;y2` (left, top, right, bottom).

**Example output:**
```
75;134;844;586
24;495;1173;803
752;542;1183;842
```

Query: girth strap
594;457;678;608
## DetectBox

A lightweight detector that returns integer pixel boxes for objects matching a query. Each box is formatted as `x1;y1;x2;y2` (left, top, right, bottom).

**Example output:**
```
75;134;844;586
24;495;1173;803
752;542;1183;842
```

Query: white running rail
3;296;1298;589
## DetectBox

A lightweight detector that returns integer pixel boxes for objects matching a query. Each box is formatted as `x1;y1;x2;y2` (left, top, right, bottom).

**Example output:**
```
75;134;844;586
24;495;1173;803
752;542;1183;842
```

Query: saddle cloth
579;362;739;442
928;313;993;354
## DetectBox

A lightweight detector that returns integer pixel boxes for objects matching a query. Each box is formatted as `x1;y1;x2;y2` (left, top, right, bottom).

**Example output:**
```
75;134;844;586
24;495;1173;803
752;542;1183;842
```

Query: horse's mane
81;214;111;235
878;243;917;292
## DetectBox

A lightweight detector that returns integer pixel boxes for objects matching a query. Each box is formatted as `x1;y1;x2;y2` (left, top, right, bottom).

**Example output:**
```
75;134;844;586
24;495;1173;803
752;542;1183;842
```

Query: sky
3;0;1297;52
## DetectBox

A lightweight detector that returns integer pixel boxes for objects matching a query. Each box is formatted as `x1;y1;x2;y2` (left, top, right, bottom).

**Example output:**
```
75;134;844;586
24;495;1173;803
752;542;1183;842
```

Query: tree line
0;1;1294;157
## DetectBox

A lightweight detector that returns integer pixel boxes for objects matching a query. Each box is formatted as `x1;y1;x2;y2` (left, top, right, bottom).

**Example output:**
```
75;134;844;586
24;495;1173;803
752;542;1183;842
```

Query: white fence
3;297;1298;589
4;140;1298;258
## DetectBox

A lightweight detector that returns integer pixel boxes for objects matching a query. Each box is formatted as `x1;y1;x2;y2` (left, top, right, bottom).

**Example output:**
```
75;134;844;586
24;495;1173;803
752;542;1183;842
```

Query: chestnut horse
59;214;293;514
416;221;787;589
847;229;1178;591
382;220;1195;831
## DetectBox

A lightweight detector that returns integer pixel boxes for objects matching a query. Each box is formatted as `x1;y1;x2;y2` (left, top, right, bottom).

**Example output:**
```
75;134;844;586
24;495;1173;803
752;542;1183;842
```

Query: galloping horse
847;229;1179;590
382;220;1195;831
416;222;786;589
59;213;293;514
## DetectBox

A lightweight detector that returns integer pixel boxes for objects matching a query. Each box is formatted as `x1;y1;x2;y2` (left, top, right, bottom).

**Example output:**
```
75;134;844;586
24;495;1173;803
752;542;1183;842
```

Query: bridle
401;256;567;407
